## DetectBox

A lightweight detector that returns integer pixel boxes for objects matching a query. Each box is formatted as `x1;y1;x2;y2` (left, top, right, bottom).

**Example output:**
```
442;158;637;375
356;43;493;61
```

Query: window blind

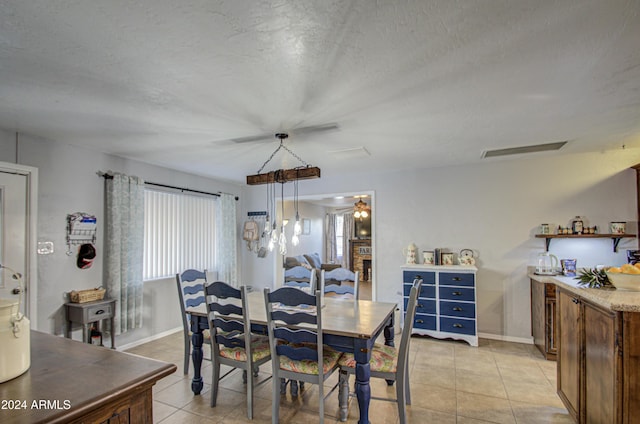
143;189;216;280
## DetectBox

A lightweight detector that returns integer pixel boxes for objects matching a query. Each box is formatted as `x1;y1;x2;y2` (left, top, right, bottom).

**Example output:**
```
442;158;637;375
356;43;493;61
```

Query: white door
0;171;28;315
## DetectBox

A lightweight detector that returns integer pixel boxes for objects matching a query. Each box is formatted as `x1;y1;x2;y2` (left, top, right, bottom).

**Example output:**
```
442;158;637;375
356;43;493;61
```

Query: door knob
12;287;23;295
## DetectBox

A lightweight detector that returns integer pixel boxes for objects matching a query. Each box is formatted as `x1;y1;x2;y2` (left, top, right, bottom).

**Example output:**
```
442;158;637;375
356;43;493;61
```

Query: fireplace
350;239;372;283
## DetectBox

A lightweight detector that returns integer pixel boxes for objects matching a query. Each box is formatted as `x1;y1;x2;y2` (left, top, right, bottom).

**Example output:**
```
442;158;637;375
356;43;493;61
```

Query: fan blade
229;123;339;144
289;123;340;136
230;133;274;144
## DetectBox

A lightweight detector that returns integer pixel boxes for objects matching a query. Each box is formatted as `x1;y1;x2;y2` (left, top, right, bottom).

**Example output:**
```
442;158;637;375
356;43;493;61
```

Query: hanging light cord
256;138;312;174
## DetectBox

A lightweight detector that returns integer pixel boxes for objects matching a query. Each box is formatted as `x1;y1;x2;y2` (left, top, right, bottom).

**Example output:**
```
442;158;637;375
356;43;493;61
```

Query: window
335;214;344;260
143;189;216;280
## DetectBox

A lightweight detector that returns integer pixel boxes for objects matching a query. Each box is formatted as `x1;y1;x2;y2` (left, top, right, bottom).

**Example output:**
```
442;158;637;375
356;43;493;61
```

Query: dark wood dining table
186;290;396;424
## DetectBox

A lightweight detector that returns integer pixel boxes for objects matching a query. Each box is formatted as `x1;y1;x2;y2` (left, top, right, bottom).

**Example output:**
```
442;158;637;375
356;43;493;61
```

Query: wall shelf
535;233;637;252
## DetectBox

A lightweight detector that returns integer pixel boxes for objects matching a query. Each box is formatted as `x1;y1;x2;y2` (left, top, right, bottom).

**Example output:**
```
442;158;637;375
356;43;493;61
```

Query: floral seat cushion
278;344;343;375
338;343;397;373
218;334;271;362
188;329;211;340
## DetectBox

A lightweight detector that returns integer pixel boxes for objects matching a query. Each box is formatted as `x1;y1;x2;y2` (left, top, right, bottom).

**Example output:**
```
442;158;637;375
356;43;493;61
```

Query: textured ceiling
1;0;639;183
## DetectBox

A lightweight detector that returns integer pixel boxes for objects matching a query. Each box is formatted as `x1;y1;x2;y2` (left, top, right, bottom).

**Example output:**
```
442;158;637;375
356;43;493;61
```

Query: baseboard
478;332;534;345
116;327;183;351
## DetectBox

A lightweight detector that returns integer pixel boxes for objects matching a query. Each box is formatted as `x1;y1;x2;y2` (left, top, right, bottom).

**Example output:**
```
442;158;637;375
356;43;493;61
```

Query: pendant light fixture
354;198;370;219
251;133;320;254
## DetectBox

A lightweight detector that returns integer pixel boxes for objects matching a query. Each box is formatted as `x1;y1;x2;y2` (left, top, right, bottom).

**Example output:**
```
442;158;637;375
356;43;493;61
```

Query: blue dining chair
337;278;422;423
176;269;211;375
320;269;360;300
205;281;272;419
264;287;343;424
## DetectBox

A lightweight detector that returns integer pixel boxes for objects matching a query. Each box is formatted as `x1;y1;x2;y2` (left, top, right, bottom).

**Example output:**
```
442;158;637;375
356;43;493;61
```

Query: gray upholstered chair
264;287;342;424
320;269;360;300
337;278;422;423
176;269;211;375
205;282;272;419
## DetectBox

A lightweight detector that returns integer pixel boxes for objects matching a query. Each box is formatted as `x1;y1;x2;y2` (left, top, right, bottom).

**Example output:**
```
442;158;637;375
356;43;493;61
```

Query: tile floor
126;331;574;423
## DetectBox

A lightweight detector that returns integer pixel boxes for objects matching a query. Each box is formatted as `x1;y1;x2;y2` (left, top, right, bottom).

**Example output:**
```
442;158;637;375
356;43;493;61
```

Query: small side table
65;298;116;349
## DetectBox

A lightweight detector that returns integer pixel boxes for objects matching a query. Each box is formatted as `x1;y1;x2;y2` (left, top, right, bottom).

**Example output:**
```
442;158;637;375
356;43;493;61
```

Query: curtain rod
97;172;239;200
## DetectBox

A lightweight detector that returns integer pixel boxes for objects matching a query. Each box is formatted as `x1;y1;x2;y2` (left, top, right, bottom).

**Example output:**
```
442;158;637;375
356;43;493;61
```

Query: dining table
186;290;397;424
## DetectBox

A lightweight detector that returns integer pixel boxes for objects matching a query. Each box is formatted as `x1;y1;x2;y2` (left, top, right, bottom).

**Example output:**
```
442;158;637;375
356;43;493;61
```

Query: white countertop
529;273;640;312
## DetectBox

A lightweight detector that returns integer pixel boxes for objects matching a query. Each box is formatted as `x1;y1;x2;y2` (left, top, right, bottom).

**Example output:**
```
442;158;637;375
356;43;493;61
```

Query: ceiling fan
229;122;339;144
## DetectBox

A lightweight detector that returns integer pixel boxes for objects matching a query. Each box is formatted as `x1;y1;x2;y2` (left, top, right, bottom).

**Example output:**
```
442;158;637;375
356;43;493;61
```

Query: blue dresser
401;265;478;346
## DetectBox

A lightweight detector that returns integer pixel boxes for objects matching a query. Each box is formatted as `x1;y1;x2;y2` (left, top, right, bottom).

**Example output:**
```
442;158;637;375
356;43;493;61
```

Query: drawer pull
571;298;579;304
416;319;424;324
95;309;105;315
452;291;462;296
453;307;463;311
453;323;463;328
417;304;424;308
453;277;461;281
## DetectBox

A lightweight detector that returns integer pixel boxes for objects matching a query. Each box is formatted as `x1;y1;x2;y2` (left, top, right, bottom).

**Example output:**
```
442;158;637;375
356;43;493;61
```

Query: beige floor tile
502;379;565;408
410;364;456;391
407;384;457;415
156;408;220;424
128;330;572;423
456;391;516;424
455;369;508;399
510;400;575;423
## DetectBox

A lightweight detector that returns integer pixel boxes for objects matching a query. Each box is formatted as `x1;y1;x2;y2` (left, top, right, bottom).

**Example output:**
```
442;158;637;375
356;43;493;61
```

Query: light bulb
354;211;361;218
361;210;369;218
292;234;299;246
269;229;278;251
278;231;287;255
294;219;301;236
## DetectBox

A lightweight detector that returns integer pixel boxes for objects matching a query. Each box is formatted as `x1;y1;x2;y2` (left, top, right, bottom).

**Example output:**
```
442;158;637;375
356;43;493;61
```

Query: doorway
0;162;38;323
274;191;376;299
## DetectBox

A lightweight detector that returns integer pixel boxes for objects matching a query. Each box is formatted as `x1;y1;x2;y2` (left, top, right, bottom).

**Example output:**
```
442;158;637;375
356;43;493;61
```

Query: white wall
0;130;243;347
242;148;640;342
3;125;639;344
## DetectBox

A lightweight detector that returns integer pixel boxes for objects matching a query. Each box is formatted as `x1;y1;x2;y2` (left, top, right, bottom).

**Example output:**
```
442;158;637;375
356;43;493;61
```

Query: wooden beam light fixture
246;133;321;185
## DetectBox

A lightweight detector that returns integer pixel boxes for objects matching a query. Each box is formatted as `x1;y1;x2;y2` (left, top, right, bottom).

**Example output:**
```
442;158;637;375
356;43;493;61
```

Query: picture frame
302;219;311;235
423;251;435;265
441;252;454;266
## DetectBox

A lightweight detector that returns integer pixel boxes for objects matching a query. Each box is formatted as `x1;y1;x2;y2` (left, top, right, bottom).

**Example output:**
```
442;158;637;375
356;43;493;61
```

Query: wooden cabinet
402;265;478;347
3;331;176;423
556;287;639;423
530;278;557;360
557;288;584;420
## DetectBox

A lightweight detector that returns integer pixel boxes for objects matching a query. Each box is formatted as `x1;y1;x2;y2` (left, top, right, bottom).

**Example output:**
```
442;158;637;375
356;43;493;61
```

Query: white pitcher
402;243;417;264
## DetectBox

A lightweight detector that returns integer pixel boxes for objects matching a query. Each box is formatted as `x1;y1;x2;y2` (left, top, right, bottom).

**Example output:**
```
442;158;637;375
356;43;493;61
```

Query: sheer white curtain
342;213;355;269
324;213;337;263
105;172;145;335
215;193;238;286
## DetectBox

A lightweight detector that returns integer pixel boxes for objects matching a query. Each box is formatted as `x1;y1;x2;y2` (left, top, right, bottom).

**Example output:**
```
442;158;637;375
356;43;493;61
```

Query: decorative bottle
571;216;584;234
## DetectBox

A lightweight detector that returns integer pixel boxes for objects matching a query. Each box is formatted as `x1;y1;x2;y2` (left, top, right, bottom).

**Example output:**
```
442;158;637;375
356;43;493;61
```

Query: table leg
82;323;89;343
354;361;371;424
109;317;116;349
384;317;395;385
191;319;204;395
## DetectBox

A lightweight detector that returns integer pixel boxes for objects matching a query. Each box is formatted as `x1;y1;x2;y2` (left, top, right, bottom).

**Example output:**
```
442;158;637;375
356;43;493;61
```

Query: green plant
575;268;613;289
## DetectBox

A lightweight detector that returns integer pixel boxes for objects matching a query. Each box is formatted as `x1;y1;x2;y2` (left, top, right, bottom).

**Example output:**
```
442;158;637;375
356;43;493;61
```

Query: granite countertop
529;272;640;312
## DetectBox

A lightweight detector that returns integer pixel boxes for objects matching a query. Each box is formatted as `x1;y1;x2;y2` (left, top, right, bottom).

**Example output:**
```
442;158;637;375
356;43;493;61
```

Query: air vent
328;146;370;159
482;141;568;158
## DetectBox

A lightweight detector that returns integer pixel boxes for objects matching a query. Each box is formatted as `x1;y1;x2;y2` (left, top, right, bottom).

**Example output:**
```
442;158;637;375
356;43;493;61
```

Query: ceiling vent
328;146;371;159
482;141;568;158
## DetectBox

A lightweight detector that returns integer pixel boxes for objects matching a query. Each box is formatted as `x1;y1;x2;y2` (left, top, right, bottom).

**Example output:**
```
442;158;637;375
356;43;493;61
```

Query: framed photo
423;251;434;265
302;219;311;235
441;252;454;266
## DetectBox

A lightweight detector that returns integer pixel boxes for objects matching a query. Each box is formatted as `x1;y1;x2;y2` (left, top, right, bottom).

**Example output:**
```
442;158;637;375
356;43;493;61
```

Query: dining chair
264;287;343;424
320;269;360;300
176;269;211;375
283;266;317;293
205;281;272;419
337;278;422;424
